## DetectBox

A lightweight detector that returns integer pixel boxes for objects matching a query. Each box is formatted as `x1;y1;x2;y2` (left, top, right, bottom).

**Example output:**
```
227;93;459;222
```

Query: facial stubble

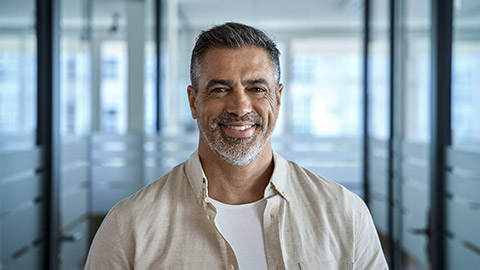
197;111;277;166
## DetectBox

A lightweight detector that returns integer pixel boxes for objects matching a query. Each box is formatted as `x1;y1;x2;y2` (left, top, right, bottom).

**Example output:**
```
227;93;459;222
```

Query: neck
198;137;274;205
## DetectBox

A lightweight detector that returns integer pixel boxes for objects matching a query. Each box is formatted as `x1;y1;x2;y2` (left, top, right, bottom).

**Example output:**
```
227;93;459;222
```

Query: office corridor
0;0;479;269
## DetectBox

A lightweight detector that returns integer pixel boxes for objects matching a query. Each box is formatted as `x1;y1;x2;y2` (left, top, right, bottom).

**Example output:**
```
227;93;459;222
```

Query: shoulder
86;161;191;269
108;162;187;220
284;158;364;208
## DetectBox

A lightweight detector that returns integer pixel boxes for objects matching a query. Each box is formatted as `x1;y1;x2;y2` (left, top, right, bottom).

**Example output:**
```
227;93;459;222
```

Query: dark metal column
362;0;371;206
36;0;61;269
387;0;397;268
155;0;163;132
430;0;453;269
85;0;94;246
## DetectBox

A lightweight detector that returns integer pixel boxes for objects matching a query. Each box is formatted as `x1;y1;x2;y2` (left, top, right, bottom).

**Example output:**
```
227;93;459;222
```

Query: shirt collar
185;150;208;204
185;149;290;204
267;151;289;201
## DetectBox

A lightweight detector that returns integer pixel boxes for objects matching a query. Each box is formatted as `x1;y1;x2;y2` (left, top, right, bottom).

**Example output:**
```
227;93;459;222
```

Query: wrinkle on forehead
197;47;276;90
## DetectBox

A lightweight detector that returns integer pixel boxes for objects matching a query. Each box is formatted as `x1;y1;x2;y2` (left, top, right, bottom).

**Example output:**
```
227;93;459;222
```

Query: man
85;22;388;269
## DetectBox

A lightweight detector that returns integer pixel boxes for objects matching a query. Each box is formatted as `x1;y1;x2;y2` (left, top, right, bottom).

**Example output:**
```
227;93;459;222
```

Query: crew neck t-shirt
209;198;268;270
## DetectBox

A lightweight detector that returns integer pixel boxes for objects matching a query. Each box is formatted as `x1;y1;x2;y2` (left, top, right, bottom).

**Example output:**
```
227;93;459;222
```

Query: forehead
197;47;275;85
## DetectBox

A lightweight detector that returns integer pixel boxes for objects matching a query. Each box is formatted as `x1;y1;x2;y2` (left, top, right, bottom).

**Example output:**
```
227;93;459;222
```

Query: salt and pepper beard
197;112;274;166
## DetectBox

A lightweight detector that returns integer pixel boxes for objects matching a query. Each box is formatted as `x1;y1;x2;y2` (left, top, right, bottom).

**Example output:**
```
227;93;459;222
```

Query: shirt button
206;215;211;220
228;265;235;270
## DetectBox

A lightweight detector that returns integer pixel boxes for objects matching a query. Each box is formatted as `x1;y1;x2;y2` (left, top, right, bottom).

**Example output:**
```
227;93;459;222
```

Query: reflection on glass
368;0;390;140
60;38;92;136
368;40;389;140
397;1;431;270
448;3;480;269
291;39;362;136
402;2;431;144
367;0;390;260
59;1;93;269
100;40;128;133
0;0;37;151
452;1;480;148
144;41;157;134
1;1;41;268
143;0;157;134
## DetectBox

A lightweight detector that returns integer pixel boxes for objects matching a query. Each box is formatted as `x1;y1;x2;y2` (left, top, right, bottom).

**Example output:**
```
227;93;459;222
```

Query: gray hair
190;22;281;92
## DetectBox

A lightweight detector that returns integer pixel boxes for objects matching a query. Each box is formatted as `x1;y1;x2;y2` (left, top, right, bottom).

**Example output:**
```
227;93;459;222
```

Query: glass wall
58;0;92;269
291;38;362;136
144;40;157;134
451;1;480;147
284;36;363;194
0;0;46;269
90;0;158;217
367;0;391;259
367;0;480;269
0;1;37;145
91;0;157;134
394;0;432;269
446;0;480;268
99;40;128;133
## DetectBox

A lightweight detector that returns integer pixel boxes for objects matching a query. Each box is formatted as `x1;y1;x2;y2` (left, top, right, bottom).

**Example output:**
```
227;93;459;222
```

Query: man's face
188;47;283;166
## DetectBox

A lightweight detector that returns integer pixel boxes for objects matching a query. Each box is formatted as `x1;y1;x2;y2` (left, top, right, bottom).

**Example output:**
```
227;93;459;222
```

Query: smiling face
188;47;283;166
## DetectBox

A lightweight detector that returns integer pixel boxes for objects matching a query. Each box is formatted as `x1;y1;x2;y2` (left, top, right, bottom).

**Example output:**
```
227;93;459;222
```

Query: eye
211;87;227;93
250;87;266;93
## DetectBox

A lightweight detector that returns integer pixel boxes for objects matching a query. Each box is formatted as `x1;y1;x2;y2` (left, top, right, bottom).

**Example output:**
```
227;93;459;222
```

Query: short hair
190;22;281;92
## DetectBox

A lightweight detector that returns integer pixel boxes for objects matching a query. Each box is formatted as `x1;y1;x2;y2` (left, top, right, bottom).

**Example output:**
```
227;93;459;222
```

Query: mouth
221;122;256;138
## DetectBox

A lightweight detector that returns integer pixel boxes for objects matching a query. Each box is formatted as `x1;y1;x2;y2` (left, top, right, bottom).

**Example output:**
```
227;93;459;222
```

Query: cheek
198;100;222;123
265;94;280;116
255;94;279;128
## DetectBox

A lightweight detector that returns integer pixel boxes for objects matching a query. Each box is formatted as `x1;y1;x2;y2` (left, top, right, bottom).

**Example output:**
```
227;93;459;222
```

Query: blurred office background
0;0;479;269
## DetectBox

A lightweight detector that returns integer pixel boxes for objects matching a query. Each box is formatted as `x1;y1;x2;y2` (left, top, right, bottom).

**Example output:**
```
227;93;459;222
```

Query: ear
187;85;198;119
276;83;284;107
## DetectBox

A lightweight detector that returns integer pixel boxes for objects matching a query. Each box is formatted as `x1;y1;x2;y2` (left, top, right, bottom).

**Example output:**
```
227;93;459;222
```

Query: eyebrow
244;78;269;87
205;78;271;90
206;79;233;90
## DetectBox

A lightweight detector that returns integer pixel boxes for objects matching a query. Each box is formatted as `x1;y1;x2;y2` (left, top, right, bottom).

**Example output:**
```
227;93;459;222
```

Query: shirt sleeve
84;205;133;270
353;198;389;269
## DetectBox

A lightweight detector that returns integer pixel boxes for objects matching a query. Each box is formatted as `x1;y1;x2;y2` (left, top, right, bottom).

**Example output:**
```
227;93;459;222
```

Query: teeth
228;125;252;131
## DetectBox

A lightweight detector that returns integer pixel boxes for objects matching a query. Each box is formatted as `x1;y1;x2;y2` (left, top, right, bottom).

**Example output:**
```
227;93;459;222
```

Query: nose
226;89;253;117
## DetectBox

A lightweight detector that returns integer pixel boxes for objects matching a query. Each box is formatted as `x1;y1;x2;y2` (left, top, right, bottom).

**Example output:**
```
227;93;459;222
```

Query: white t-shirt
210;198;269;270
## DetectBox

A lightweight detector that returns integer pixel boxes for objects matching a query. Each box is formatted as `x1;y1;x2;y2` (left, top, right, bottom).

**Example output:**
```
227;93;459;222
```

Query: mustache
214;112;263;126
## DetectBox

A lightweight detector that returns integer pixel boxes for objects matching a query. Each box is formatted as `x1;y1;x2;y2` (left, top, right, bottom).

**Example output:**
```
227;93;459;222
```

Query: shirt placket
201;178;240;270
263;195;286;270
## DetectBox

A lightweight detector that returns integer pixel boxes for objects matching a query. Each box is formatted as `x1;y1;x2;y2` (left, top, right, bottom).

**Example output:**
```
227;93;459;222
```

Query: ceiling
0;0;363;31
0;0;479;32
177;0;363;31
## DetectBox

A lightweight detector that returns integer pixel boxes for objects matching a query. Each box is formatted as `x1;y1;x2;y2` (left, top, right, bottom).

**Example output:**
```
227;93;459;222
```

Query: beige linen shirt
85;151;388;269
